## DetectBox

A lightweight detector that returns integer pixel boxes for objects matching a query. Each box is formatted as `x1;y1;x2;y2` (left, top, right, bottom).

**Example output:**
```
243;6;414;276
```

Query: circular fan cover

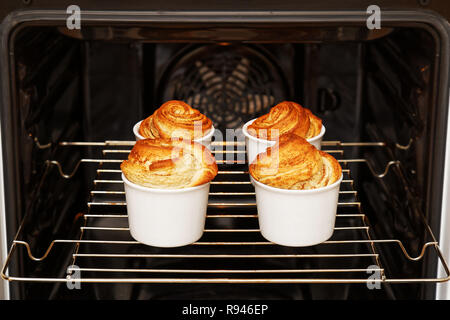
159;45;288;131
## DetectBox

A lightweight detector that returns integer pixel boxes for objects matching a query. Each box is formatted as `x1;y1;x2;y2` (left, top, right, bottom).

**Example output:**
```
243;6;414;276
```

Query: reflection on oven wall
0;7;450;300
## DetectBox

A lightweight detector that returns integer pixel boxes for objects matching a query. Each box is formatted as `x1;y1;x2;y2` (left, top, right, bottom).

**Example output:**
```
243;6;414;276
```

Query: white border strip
436;95;450;300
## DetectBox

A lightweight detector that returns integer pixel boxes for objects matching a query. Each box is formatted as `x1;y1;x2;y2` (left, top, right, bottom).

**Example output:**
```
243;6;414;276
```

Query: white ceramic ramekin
133;120;215;150
251;175;343;247
242;119;325;164
122;173;210;247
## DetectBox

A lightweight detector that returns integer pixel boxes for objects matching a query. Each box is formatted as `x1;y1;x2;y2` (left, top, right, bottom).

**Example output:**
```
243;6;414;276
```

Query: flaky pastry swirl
247;101;322;140
139;100;213;140
249;133;341;190
121;138;218;189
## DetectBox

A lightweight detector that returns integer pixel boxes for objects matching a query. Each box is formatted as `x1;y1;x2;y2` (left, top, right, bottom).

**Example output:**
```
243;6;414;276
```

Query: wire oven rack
2;140;450;285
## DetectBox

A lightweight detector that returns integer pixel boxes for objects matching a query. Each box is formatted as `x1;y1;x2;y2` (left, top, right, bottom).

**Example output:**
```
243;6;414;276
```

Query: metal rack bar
33;137;414;152
45;158;396;181
71;268;384;274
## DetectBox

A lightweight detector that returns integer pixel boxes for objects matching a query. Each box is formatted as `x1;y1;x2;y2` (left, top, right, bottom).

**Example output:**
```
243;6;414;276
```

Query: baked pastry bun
247;101;322;140
121;138;218;189
139;100;213;140
249;133;341;190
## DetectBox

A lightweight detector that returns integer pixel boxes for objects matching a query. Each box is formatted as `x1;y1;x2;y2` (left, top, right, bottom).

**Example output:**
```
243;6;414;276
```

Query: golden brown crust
304;108;322;138
249;133;341;190
138;100;212;140
121;138;218;189
247;101;322;140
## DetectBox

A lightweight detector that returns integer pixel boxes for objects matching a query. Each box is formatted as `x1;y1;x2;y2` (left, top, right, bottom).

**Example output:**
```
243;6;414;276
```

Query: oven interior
2;21;448;299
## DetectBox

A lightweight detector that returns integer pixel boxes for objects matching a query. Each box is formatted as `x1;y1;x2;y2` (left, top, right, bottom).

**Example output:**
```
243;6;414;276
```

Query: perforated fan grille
159;45;288;130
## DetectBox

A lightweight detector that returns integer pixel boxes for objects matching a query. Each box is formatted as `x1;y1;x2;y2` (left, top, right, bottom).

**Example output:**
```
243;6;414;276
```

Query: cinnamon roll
121;138;218;189
138;100;213;140
247;101;322;140
249;133;341;190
